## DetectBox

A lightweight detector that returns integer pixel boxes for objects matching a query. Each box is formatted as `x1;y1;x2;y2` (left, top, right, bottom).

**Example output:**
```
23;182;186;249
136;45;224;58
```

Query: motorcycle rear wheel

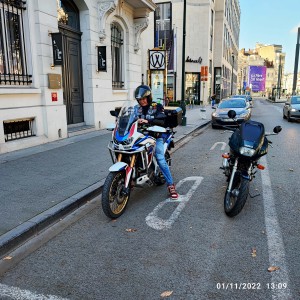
102;171;130;219
224;173;249;217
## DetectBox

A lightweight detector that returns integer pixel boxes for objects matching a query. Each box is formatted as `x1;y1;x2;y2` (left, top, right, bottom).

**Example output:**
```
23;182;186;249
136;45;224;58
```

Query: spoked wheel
102;171;130;219
224;173;249;217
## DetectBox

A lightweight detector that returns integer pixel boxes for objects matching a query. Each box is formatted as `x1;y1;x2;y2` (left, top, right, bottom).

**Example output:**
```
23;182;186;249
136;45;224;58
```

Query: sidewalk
0;105;213;258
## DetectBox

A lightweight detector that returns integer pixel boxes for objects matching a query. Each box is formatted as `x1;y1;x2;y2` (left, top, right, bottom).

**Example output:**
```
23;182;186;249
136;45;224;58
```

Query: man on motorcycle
134;85;179;200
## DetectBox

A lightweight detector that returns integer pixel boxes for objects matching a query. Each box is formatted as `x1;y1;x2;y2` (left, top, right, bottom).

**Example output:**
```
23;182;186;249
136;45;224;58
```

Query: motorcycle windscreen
116;101;139;136
239;120;265;149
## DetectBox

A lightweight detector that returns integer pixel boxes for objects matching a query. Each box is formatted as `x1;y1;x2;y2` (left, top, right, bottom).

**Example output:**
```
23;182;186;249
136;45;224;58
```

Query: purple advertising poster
248;66;266;92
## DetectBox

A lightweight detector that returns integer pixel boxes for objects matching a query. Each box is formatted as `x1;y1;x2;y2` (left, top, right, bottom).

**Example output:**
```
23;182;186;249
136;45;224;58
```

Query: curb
0;181;104;259
0;120;211;259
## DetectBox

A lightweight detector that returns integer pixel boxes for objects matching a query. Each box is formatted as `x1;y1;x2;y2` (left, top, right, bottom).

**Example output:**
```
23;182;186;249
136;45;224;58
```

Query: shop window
0;0;32;85
111;23;124;89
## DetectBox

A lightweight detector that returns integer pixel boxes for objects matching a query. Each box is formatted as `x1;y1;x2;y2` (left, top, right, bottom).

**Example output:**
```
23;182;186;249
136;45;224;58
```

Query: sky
239;0;300;74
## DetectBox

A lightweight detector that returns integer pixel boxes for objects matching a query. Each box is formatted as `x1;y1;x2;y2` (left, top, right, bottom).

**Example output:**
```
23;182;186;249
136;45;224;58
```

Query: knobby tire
102;171;130;219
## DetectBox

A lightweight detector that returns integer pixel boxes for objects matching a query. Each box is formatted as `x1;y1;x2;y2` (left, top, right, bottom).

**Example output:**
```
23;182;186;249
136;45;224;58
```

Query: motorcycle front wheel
224;173;249;217
102;171;130;219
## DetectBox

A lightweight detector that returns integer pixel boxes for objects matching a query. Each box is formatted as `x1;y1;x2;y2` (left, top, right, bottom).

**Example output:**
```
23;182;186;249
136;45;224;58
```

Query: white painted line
260;156;293;300
145;176;203;230
0;283;69;300
210;142;227;151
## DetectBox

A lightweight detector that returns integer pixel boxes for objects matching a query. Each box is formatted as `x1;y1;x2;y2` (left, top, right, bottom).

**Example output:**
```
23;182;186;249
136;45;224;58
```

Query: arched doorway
57;0;84;124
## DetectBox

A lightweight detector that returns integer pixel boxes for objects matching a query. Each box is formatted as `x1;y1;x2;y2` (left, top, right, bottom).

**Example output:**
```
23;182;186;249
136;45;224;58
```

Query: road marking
210;142;227;150
0;283;69;300
145;176;203;230
260;156;293;300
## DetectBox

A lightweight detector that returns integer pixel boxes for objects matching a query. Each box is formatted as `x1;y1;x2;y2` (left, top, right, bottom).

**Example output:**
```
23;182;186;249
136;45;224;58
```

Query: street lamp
180;0;187;124
231;52;234;95
292;27;300;95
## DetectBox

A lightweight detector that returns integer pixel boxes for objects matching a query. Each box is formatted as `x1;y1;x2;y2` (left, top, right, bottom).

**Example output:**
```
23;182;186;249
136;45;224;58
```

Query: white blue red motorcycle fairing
102;100;174;219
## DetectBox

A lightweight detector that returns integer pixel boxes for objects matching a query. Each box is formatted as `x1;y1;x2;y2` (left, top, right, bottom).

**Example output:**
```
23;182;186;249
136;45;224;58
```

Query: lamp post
180;0;187;124
277;53;282;99
231;52;234;95
292;27;300;95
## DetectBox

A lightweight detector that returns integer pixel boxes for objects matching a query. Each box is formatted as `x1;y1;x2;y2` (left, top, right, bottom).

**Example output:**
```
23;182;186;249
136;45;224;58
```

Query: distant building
283;72;300;95
238;43;285;97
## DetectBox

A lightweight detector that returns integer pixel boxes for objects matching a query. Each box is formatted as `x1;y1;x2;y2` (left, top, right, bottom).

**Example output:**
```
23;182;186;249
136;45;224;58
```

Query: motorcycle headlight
125;136;134;144
239;146;255;157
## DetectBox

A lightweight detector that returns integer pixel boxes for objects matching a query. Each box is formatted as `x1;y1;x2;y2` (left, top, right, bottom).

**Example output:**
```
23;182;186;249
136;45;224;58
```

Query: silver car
211;98;251;128
283;96;300;122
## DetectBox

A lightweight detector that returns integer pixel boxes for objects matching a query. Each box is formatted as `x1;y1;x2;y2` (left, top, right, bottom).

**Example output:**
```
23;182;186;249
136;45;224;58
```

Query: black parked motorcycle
221;110;282;217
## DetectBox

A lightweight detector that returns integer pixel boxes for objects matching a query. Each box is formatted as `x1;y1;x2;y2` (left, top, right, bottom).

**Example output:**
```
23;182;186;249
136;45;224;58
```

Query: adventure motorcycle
102;100;176;219
221;110;282;217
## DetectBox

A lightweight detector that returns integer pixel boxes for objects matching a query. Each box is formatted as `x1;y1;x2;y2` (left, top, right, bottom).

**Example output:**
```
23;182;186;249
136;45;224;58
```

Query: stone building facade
0;0;155;153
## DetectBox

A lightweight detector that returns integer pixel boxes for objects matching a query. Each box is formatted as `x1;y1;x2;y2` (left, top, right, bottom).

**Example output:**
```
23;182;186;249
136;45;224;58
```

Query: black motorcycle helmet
134;85;152;105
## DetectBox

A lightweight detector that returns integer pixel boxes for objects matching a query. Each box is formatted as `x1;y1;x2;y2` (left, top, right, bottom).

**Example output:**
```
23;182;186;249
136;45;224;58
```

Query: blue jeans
155;137;173;186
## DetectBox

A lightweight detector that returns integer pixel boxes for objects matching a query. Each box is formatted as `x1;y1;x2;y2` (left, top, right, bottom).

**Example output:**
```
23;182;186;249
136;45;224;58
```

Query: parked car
231;94;253;107
283;95;300;122
211;98;251;128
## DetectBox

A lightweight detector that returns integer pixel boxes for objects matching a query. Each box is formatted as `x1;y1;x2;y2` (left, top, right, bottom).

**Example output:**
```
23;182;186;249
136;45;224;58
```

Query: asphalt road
0;99;298;300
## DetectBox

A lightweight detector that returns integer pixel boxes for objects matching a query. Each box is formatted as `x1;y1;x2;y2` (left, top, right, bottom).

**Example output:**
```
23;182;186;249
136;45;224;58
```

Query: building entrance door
185;73;200;104
58;0;84;125
59;26;84;124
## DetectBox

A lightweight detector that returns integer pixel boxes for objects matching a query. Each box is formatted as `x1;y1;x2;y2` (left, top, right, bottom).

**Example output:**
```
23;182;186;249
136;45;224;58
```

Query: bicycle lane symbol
145;176;203;230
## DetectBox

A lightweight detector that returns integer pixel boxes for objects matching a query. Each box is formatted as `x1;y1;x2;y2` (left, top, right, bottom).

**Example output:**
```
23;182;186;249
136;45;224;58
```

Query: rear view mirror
273;126;282;134
110;110;117;117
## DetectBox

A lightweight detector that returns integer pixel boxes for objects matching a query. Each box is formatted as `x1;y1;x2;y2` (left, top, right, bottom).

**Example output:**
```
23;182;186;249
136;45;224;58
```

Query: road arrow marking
145;176;203;230
210;142;227;150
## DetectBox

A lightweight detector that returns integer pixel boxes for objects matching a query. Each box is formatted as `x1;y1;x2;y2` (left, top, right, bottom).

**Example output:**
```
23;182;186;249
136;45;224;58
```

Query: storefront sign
200;66;208;81
97;46;107;72
149;50;166;70
186;56;202;64
51;33;63;66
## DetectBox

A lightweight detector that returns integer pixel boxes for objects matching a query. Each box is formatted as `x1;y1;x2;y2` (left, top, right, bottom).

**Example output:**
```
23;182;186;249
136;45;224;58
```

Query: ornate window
57;0;80;31
111;23;124;89
0;0;32;85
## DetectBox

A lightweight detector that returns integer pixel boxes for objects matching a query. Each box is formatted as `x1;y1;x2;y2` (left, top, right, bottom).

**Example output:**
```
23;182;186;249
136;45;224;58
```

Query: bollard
179;99;187;126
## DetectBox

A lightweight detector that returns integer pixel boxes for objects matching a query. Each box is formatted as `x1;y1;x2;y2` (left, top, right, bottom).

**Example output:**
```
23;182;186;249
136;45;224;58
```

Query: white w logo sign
149;50;166;70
